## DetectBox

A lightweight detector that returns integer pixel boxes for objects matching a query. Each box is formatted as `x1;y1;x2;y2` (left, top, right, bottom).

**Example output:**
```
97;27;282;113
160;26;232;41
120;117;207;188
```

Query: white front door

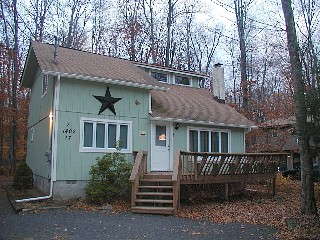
151;123;171;171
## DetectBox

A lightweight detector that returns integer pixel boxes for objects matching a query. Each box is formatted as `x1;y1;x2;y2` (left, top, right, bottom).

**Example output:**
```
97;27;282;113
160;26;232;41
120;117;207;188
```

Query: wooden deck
130;151;288;215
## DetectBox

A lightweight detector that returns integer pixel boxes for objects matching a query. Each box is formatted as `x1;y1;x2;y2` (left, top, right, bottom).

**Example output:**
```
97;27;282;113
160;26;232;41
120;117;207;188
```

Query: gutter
42;70;169;92
16;75;60;203
149;115;258;129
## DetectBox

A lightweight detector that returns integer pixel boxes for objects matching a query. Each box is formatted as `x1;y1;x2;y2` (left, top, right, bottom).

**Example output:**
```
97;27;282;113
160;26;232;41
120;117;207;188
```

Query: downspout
16;75;59;203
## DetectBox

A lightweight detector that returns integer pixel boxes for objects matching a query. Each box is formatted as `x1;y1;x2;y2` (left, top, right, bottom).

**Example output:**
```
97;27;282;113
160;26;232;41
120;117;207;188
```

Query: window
80;118;132;152
188;128;230;153
175;75;190;85
41;74;48;98
151;72;168;83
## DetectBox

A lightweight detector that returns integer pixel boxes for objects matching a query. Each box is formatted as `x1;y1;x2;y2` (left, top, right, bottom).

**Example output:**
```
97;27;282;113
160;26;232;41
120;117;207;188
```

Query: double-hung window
188;128;230;153
80;118;132;153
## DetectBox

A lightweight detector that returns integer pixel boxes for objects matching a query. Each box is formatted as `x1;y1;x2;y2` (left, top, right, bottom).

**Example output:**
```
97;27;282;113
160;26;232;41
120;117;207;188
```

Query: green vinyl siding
26;70;54;178
55;78;152;181
230;128;245;152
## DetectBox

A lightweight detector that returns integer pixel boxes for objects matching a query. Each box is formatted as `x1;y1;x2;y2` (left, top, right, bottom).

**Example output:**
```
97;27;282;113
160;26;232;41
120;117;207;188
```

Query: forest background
0;0;319;179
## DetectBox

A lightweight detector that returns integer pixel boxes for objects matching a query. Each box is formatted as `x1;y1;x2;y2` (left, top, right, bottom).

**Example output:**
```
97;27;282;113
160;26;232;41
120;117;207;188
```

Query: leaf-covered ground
177;175;320;240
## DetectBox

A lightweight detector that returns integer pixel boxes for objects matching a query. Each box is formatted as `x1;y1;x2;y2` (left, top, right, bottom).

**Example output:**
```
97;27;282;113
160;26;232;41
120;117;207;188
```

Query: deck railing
178;151;288;182
129;151;148;208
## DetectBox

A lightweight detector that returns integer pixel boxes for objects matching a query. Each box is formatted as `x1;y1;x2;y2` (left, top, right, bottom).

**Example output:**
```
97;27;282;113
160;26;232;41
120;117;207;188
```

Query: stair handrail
172;151;181;213
130;151;147;209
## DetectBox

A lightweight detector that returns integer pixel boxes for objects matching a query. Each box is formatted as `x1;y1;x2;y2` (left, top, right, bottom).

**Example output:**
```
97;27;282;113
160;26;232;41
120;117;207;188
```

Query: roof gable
21;41;166;90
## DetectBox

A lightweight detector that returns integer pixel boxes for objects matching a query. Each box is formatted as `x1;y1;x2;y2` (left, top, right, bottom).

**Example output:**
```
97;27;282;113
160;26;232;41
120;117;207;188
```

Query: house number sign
62;123;76;140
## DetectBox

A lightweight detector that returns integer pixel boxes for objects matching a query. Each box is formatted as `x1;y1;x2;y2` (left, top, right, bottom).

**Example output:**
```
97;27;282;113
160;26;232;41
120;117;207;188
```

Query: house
248;115;320;171
21;41;256;200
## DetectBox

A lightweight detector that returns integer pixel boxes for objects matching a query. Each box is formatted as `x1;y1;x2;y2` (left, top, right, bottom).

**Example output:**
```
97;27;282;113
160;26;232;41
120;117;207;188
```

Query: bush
85;152;132;205
12;162;33;190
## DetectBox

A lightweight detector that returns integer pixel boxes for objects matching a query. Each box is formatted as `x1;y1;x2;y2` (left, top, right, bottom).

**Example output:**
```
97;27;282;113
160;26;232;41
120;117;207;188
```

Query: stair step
138;185;173;189
140;178;172;183
135;199;173;204
142;174;172;180
131;206;175;215
136;192;173;196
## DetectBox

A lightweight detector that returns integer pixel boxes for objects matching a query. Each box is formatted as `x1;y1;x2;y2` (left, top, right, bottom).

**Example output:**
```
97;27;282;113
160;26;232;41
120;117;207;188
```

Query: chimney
53;36;58;64
212;63;225;103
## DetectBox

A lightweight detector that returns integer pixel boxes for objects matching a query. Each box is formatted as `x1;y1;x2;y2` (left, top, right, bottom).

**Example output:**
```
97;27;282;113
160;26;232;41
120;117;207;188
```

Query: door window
155;125;166;146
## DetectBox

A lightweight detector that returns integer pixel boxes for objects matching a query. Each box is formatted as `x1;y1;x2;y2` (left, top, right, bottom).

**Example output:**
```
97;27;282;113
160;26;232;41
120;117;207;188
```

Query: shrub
85;152;132;205
12;162;33;190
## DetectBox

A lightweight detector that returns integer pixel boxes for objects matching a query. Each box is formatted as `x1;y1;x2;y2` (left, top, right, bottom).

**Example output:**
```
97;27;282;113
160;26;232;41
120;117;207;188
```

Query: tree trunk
9;0;19;173
234;0;248;112
281;0;318;216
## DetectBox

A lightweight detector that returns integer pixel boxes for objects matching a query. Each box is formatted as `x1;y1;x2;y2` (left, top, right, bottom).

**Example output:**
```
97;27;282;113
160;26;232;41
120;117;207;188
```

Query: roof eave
135;63;208;78
149;116;257;129
42;70;169;91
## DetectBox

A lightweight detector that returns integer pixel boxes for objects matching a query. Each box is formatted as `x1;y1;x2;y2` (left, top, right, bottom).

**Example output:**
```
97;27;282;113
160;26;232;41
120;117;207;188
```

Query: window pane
221;132;229;153
189;130;198;152
83;122;93;147
108;124;117;148
119;125;128;149
151;72;168;82
200;131;209;152
155;125;166;146
211;132;219;152
175;75;190;85
96;123;105;148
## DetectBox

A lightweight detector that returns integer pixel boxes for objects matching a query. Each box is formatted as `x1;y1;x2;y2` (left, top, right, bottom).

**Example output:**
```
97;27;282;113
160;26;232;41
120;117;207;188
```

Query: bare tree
281;0;318;216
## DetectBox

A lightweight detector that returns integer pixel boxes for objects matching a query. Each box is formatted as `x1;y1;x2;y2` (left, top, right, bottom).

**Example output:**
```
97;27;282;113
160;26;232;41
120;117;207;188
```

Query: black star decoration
93;87;122;115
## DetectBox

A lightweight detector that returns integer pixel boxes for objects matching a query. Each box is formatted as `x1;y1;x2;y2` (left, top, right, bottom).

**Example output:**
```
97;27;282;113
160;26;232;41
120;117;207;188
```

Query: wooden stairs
131;173;176;215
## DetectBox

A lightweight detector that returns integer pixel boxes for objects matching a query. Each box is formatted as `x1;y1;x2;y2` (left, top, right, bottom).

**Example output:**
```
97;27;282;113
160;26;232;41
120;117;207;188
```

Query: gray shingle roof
22;41;164;89
151;84;256;128
22;41;255;128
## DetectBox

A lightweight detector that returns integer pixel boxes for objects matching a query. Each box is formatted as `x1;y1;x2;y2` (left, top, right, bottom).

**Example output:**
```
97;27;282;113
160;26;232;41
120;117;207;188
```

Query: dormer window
175;75;190;86
41;74;48;98
151;72;168;83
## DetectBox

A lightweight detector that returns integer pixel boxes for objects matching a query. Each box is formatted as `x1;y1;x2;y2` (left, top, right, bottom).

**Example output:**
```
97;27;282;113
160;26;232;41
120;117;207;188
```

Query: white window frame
187;127;231;153
175;75;190;86
41;74;48;98
150;71;168;83
79;117;132;153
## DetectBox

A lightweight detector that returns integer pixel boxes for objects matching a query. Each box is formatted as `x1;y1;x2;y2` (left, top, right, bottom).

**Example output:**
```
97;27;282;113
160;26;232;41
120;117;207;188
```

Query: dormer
135;62;207;88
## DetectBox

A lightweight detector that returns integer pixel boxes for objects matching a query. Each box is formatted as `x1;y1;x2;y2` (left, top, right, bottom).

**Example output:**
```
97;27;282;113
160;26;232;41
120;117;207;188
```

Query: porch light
175;123;179;130
49;112;53;123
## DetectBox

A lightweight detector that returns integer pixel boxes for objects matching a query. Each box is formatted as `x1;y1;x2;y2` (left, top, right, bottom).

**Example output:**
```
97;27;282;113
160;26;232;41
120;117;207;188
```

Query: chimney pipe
53;36;58;64
212;63;225;103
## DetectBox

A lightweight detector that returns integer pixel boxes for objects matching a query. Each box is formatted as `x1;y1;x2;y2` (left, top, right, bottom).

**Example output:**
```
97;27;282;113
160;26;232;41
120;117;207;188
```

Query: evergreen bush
12;162;33;190
85;152;132;205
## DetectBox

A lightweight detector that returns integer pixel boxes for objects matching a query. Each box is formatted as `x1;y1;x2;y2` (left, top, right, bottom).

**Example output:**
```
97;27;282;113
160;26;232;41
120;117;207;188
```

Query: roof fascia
150;116;258;129
135;63;208;78
20;44;34;88
42;70;169;91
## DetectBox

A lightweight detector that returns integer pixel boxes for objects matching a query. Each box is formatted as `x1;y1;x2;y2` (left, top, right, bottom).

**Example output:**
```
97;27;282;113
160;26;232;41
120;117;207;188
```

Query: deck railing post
193;155;198;180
